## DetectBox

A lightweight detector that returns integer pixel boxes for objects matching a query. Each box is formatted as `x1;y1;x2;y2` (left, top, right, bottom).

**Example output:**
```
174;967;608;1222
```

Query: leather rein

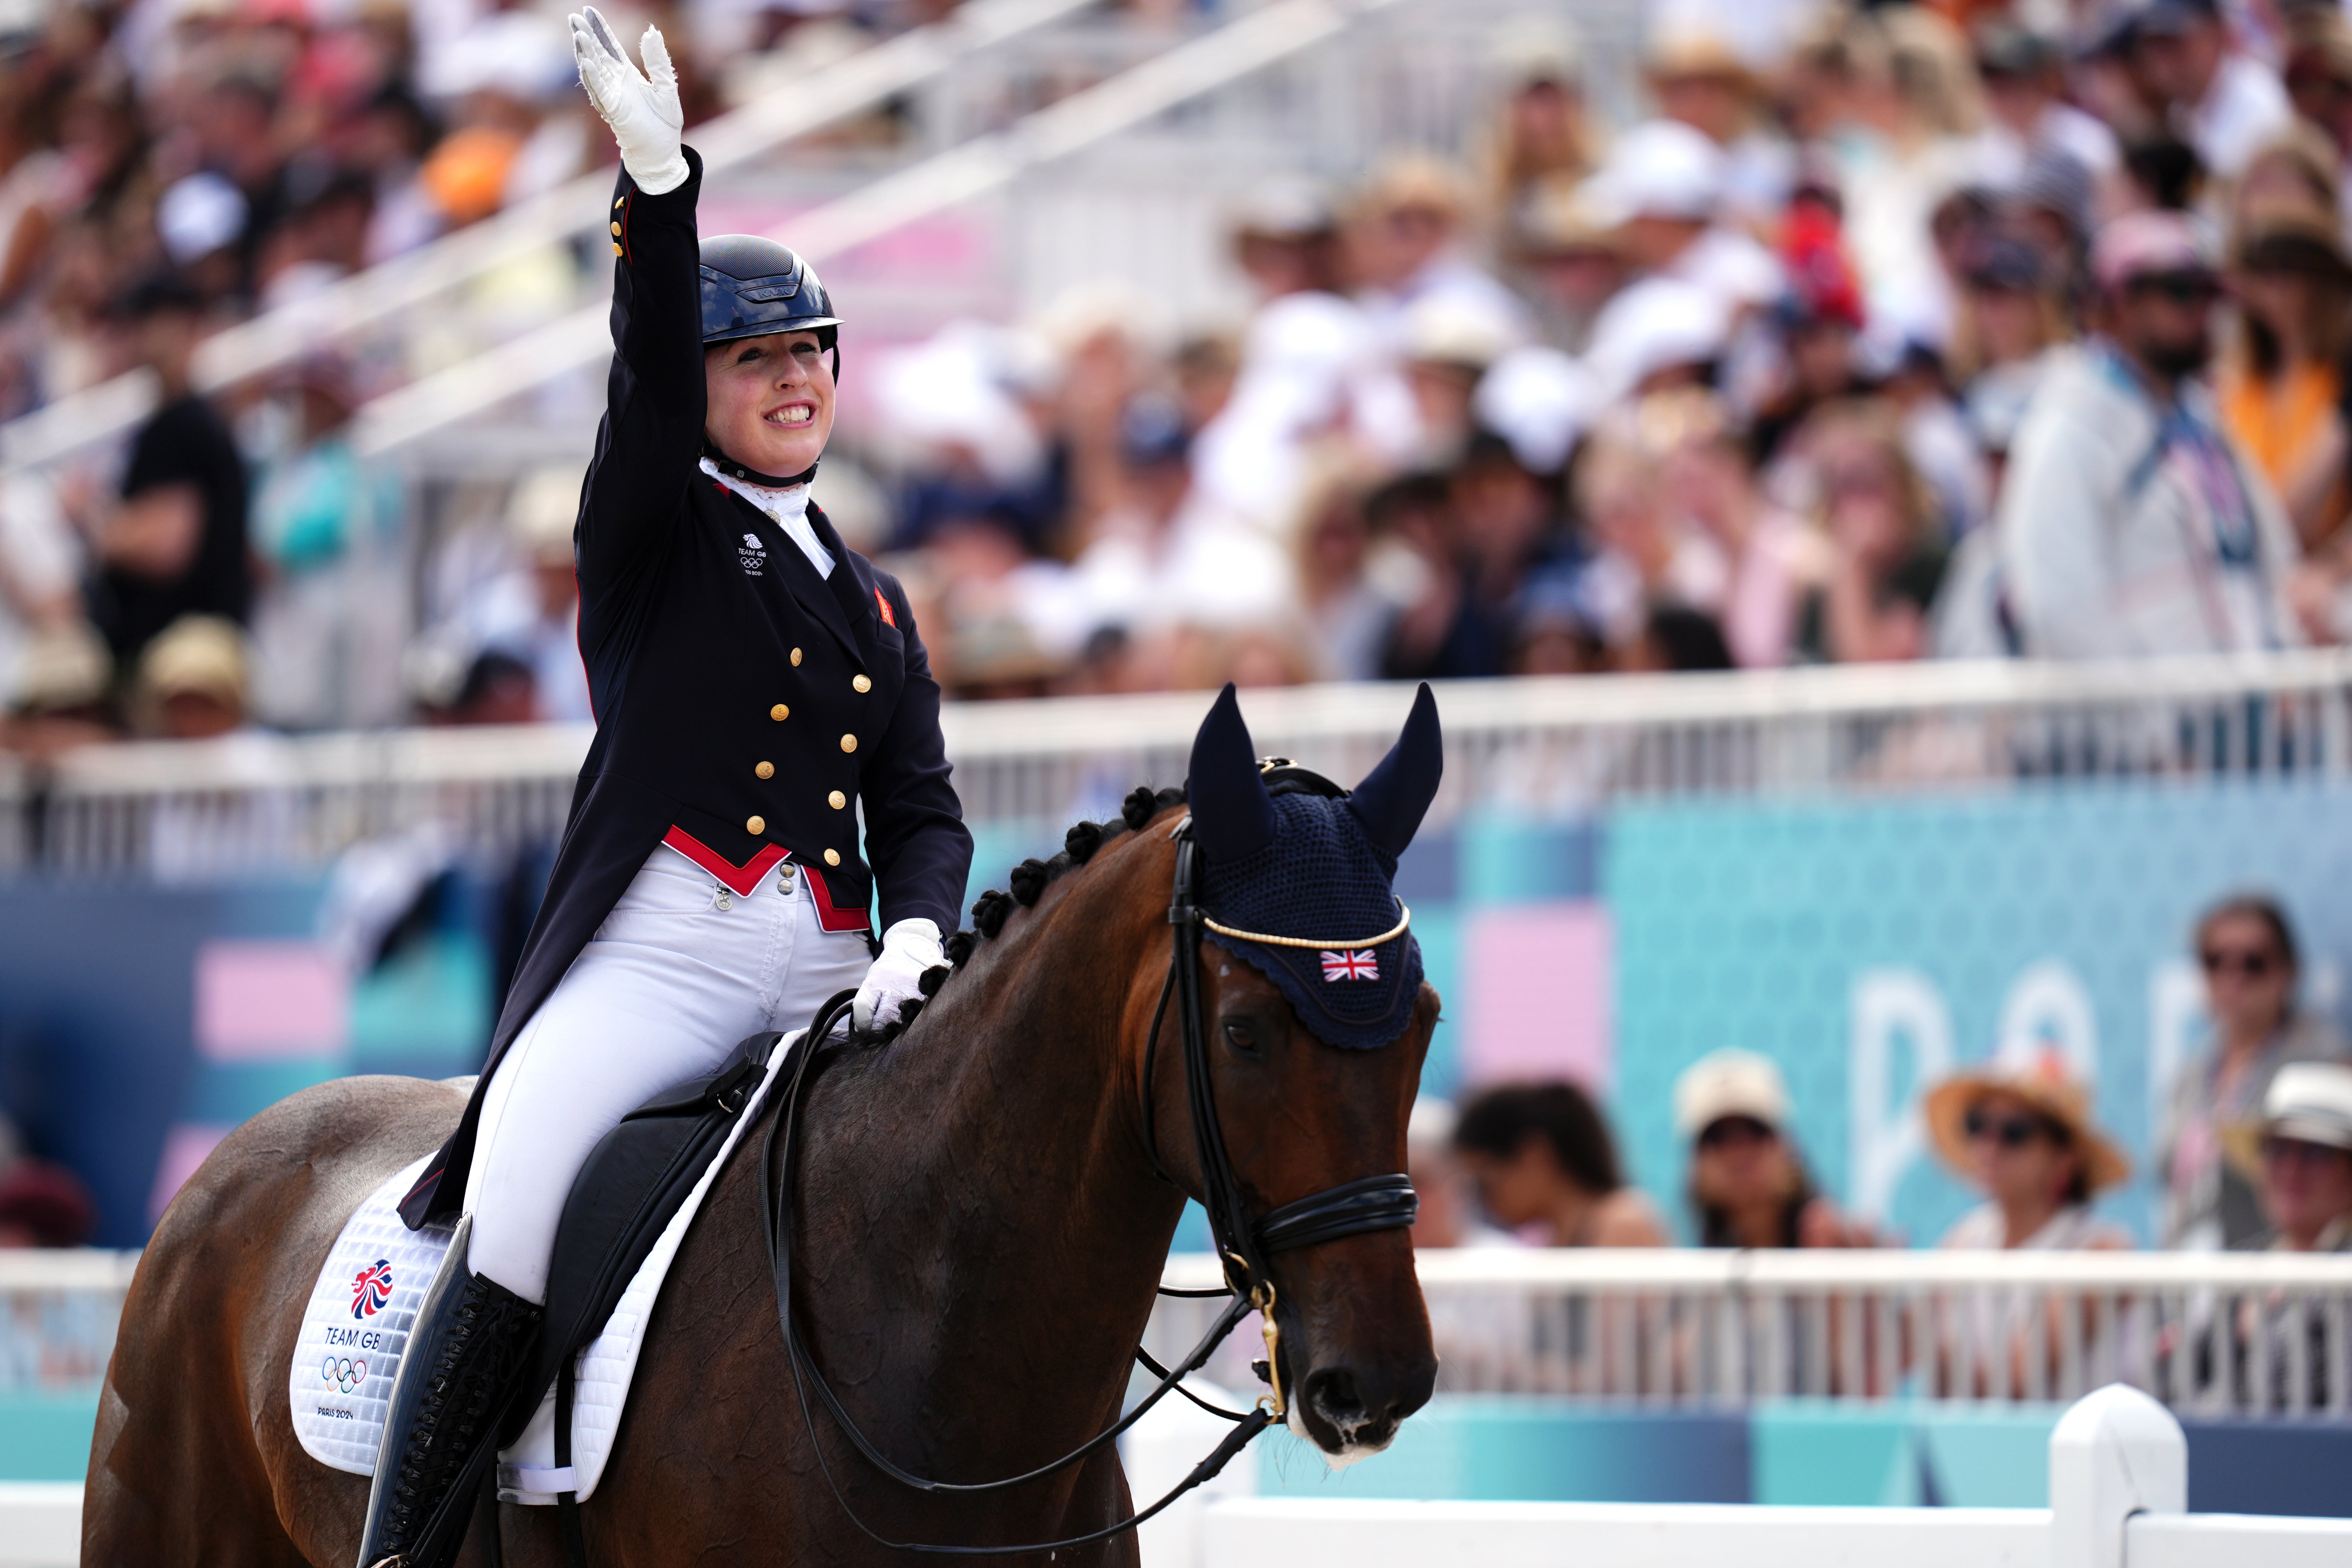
756;804;1419;1556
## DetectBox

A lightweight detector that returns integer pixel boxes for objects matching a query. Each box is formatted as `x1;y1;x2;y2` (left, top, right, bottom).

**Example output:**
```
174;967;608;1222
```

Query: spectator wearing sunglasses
1927;1053;2134;1252
1674;1049;1863;1248
1926;1054;2131;1396
2159;894;2351;1250
1996;209;2304;661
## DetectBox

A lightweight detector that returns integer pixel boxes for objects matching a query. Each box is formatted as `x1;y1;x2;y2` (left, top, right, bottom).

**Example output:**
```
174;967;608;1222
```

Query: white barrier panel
1198;1499;2052;1568
0;1483;80;1568
2131;1515;2352;1568
1188;1388;2352;1568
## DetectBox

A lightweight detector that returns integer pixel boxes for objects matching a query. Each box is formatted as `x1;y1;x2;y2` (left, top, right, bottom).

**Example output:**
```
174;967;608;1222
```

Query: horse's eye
1222;1021;1260;1056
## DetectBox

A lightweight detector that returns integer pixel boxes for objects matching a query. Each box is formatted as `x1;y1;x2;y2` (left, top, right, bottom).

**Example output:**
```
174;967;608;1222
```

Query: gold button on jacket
852;673;872;693
823;848;841;866
746;815;765;835
755;761;774;779
828;789;846;809
840;734;857;753
790;647;803;666
770;703;789;721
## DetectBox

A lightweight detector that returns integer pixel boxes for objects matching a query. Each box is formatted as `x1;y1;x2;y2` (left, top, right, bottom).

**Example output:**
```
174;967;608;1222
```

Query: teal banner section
1607;780;2352;1245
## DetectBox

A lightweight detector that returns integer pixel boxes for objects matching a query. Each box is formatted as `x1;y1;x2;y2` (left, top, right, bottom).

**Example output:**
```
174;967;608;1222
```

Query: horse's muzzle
1296;1351;1436;1458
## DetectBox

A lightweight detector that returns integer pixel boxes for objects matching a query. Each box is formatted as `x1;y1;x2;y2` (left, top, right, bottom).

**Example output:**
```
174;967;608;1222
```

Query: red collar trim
662;827;787;896
660;826;871;933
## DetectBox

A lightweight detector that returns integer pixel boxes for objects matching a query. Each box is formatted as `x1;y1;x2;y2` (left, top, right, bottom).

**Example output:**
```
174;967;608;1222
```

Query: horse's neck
796;849;1182;1465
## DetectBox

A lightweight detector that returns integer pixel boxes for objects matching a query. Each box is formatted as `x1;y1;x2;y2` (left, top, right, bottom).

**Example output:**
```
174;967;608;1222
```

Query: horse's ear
1346;682;1442;858
1187;683;1277;863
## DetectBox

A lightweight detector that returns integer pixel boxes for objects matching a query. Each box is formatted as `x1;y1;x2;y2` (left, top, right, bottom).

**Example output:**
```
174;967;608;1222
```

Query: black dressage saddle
494;1030;784;1530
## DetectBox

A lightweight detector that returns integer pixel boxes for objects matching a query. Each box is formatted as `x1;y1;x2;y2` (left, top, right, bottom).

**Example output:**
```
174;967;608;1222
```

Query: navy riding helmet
698;234;842;355
698;235;842;485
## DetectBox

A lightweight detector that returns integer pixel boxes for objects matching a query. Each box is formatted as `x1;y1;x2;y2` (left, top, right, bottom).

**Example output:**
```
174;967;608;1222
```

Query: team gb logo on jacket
739;532;766;575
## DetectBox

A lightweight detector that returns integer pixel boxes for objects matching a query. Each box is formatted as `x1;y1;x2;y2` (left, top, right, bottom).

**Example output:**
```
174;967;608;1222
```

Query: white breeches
463;846;872;1301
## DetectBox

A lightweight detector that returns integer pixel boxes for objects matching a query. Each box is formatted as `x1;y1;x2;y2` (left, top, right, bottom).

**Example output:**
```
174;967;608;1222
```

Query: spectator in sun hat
2223;1060;2352;1406
1641;24;1792;226
2229;1062;2352;1253
1507;178;1626;355
1347;153;1533;358
136;613;249;741
1929;1053;2134;1252
1676;1049;1865;1248
1997;209;2304;659
1585;119;1784;322
2159;894;2351;1250
1452;1081;1669;1247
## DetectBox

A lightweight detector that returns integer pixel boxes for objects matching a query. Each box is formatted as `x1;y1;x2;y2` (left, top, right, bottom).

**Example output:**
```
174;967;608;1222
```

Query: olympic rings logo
322;1356;368;1394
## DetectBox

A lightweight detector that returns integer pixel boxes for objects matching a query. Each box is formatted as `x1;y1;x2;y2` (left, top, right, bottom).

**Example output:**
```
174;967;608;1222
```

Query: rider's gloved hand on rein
571;6;687;195
855;918;947;1037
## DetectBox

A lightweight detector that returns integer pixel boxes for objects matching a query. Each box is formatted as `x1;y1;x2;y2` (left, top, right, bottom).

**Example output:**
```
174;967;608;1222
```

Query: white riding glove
570;7;688;196
855;918;946;1036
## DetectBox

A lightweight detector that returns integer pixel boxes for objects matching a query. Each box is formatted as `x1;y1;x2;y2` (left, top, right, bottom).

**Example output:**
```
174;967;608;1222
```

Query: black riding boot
357;1223;543;1568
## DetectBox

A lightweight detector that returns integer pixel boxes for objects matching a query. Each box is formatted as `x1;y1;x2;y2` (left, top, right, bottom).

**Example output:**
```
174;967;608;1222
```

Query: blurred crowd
1412;893;2352;1262
12;0;2352;743
1403;891;2352;1394
886;0;2352;697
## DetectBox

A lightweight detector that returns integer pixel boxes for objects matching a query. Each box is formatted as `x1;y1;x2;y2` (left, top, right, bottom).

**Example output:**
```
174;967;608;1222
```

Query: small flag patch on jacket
875;587;897;627
1321;949;1378;982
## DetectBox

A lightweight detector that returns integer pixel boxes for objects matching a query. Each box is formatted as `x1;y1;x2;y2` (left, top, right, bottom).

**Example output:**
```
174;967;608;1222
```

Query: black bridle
757;801;1419;1556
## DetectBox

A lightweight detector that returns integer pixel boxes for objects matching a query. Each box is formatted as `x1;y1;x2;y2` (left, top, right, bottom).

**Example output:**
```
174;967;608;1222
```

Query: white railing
1147;1249;2352;1417
0;1252;137;1395
8;652;2352;875
1134;1383;2352;1568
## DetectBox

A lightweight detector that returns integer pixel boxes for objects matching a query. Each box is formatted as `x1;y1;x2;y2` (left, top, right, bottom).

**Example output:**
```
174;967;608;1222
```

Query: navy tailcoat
402;147;972;1227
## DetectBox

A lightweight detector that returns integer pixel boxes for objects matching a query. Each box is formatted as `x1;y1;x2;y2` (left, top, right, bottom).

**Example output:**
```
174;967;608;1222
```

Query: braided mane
878;785;1185;1038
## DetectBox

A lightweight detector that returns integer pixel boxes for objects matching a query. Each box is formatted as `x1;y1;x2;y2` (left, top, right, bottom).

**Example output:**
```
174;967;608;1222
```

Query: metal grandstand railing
1151;1248;2352;1414
5;652;2352;876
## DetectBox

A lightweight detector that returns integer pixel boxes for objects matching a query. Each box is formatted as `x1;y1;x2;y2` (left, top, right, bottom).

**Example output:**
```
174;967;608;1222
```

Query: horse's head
1151;683;1443;1462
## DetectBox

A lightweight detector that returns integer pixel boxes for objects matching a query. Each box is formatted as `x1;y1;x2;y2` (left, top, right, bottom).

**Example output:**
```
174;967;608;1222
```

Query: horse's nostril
1305;1367;1367;1430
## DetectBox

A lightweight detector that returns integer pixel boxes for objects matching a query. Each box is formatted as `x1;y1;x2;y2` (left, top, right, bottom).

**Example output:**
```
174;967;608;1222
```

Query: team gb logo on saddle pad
351;1259;394;1320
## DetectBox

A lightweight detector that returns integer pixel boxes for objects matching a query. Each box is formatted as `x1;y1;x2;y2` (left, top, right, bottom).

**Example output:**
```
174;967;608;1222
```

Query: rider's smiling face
704;329;834;479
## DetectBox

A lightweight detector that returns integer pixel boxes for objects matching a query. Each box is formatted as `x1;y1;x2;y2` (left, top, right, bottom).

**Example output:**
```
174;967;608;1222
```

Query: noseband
756;784;1420;1556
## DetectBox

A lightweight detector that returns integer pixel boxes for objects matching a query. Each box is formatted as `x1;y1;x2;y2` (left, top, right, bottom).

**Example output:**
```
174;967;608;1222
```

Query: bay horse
85;690;1442;1565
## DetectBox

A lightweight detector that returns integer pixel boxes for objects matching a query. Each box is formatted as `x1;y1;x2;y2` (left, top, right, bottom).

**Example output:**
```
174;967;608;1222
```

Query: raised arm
571;11;705;606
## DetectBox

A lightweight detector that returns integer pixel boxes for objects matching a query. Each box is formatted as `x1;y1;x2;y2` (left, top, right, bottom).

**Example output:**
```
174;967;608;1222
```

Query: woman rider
357;15;973;1565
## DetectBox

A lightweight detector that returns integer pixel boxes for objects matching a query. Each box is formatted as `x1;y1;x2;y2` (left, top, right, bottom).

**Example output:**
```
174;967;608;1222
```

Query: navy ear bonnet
1200;795;1424;1051
1186;683;1443;1052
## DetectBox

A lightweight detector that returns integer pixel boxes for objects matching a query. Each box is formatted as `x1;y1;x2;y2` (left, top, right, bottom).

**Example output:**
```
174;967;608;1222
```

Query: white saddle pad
290;1033;795;1503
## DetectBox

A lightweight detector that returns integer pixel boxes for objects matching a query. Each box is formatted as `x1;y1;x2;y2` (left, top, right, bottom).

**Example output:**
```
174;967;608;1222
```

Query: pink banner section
1462;902;1613;1092
194;940;348;1062
148;1122;232;1222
